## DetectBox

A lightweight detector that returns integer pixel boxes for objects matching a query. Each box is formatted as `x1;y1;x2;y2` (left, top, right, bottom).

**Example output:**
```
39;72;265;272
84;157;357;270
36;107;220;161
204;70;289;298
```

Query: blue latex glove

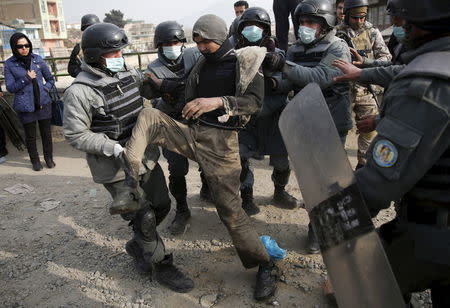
260;235;286;260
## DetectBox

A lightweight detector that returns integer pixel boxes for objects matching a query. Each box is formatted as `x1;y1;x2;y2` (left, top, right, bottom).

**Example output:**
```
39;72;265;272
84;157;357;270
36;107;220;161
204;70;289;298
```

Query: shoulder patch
373;139;398;168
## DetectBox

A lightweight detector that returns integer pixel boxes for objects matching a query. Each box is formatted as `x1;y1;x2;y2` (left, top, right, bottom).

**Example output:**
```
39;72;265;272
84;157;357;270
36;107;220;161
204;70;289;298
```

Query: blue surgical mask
104;57;124;73
162;45;183;60
298;26;316;45
241;25;263;43
392;26;405;42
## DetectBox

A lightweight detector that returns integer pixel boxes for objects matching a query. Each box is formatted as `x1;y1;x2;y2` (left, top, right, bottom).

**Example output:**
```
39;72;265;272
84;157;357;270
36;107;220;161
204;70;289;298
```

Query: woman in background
4;33;55;171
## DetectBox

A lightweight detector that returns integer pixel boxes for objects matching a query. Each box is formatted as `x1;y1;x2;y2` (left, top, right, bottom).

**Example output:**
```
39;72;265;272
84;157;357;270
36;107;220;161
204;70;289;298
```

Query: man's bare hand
333;59;362;82
356;114;378;133
182;97;223;120
144;72;162;89
350;48;364;67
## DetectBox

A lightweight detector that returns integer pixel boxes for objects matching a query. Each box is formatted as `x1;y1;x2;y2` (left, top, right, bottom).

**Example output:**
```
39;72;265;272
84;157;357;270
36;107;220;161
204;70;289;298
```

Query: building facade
0;0;67;54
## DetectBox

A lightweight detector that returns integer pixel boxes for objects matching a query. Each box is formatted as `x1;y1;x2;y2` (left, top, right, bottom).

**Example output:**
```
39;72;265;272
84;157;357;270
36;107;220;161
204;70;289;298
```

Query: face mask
392;26;405;42
162;45;183;60
241;25;264;43
298;26;316;44
104;57;124;73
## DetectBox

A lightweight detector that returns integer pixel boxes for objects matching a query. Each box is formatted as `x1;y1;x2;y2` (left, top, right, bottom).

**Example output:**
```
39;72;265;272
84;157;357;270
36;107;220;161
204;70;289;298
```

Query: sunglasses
350;15;367;20
16;44;30;49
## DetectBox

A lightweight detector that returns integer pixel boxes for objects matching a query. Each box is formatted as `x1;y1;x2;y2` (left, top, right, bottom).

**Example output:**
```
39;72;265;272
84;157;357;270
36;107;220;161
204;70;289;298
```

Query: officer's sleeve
282;40;351;89
370;28;392;62
360;65;406;88
356;77;450;216
63;85;117;156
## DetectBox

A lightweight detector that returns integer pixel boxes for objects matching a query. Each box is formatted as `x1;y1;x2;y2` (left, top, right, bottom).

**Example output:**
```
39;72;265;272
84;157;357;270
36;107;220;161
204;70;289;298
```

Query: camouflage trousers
125;107;271;269
352;84;379;165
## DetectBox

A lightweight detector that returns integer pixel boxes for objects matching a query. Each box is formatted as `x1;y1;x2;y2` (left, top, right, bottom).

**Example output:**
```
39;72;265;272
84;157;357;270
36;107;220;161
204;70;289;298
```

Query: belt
406;200;450;228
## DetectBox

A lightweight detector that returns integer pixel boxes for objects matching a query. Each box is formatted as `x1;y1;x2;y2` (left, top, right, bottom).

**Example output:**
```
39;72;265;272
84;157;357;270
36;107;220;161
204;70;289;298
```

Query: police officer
62;23;193;293
144;21;207;236
273;0;302;51
263;0;352;254
235;7;299;215
353;0;450;305
114;14;279;300
67;14;100;78
335;0;391;170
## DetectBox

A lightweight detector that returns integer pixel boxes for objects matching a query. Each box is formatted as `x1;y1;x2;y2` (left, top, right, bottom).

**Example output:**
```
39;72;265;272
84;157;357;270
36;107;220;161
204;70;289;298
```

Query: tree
103;9;126;28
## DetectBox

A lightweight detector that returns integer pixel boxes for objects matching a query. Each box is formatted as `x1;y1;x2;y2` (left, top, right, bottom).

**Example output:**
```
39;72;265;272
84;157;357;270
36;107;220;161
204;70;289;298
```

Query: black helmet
81;14;100;31
388;0;450;23
237;7;272;36
294;0;336;29
82;23;129;64
153;21;186;48
343;0;369;13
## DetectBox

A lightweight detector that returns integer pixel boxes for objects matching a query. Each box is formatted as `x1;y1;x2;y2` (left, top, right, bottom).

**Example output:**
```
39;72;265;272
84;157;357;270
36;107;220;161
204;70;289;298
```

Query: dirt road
0;131;431;307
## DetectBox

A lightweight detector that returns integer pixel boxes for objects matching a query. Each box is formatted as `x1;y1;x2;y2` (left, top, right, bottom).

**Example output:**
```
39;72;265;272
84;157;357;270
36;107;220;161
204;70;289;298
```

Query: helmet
388;0;450;23
343;0;369;14
82;23;129;64
80;14;100;31
153;21;186;48
294;0;336;29
237;7;272;36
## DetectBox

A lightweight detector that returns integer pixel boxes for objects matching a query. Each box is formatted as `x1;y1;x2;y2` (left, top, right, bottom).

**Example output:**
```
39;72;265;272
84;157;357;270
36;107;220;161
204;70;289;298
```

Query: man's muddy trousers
125;107;271;268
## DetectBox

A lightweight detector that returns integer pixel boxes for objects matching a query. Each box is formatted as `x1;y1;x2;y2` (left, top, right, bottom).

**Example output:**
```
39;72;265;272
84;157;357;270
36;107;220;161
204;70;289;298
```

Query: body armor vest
396;51;450;204
76;70;143;145
289;37;349;98
351;29;374;60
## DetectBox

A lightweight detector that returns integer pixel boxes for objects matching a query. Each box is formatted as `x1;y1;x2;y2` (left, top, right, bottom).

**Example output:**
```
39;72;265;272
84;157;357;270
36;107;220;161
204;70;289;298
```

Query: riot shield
0;97;25;151
279;83;404;307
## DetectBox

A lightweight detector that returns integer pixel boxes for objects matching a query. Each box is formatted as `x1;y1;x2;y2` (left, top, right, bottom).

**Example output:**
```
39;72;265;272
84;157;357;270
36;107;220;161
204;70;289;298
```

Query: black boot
241;187;260;216
169;207;191;236
154;254;194;293
168;176;191;235
254;261;279;301
355;163;364;170
110;151;142;215
199;171;212;202
31;158;43;171
125;238;153;273
307;224;320;254
44;157;56;168
272;169;298;209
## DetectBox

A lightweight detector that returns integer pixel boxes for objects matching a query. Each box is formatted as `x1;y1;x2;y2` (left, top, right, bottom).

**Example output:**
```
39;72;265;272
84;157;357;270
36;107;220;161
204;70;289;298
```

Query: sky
62;0;274;28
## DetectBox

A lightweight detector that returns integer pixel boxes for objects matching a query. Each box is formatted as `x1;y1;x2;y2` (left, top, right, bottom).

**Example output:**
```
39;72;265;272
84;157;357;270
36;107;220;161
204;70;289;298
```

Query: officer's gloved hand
144;72;162;90
113;143;124;158
263;52;285;72
264;36;278;52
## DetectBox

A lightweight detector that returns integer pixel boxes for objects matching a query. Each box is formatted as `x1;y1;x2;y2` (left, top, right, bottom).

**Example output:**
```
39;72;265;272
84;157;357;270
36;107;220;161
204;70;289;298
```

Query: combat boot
241;187;260;216
125;238;153;273
154;254;194;293
168;176;191;235
272;169;298;209
169;206;191;236
110;151;142;215
254;261;279;301
307;224;320;254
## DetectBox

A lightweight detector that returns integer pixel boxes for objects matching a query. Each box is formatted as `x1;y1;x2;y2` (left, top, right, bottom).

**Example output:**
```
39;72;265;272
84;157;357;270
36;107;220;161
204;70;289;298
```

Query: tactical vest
350;29;374;60
75;70;144;145
289;37;349;98
396;51;450;204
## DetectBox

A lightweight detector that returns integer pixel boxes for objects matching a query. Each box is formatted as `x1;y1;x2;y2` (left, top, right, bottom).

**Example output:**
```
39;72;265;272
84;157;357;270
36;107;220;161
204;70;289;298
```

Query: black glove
263;52;285;72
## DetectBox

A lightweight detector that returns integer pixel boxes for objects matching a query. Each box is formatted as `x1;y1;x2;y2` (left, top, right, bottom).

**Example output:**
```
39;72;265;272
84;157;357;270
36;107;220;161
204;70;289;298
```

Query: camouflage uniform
336;21;391;165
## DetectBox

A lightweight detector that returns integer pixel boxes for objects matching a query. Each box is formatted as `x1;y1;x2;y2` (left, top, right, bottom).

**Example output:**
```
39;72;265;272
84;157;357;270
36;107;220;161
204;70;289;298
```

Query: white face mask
298;26;317;44
162;45;183;60
104;57;125;73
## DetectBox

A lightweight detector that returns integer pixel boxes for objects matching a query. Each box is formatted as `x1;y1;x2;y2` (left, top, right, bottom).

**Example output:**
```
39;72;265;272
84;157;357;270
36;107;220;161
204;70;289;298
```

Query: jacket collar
401;36;450;64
